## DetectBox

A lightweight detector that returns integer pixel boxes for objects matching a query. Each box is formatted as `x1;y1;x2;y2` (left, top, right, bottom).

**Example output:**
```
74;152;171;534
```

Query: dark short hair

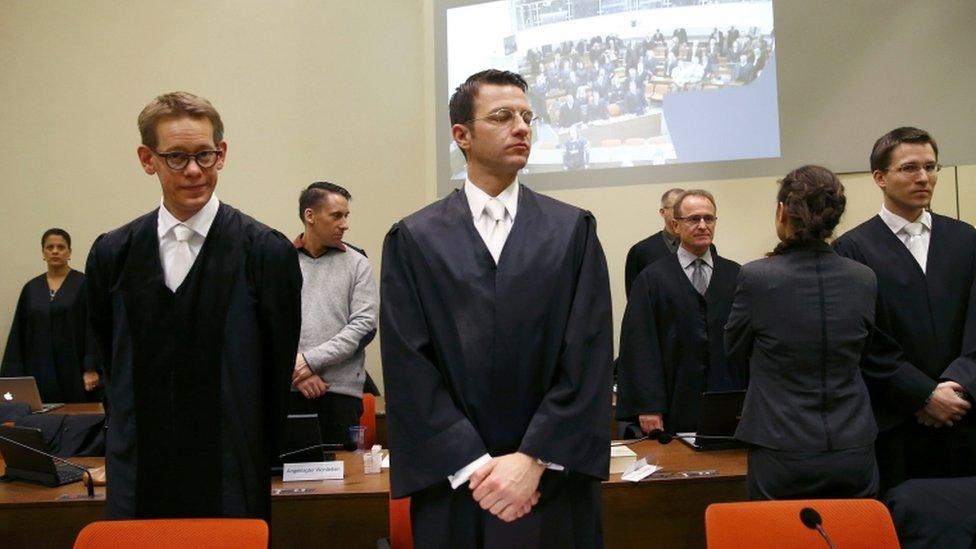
771;165;846;255
870;126;939;172
138;91;224;150
449;69;528;127
42;228;71;249
672;189;716;218
299;181;351;221
660;188;685;208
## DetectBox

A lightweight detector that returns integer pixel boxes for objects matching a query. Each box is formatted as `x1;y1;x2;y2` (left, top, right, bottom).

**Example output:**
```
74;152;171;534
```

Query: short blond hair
137;91;224;149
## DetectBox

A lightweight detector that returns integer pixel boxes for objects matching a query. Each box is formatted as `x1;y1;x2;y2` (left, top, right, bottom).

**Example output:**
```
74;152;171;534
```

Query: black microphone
799;507;835;549
648;430;737;445
278;441;358;459
0;434;95;498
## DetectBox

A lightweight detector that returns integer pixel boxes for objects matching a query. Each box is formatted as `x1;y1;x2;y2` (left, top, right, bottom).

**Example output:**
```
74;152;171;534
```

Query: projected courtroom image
446;0;779;177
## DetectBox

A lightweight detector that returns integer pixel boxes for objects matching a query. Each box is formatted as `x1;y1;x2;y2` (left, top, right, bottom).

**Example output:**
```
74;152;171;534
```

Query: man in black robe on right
616;190;744;435
380;69;613;548
833;126;975;493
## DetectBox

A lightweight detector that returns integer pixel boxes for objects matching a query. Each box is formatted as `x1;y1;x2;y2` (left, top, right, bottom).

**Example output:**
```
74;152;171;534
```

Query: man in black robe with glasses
380;70;613;548
87;91;301;519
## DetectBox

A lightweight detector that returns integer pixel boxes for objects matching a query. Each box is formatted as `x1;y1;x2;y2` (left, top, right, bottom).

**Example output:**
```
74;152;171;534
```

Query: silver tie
166;224;195;291
692;258;708;295
903;222;927;273
483;198;508;264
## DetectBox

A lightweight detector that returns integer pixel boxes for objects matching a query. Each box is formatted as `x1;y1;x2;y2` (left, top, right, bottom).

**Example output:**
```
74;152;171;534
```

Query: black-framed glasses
465;108;538;126
152;149;223;170
885;162;941;176
675;215;718;226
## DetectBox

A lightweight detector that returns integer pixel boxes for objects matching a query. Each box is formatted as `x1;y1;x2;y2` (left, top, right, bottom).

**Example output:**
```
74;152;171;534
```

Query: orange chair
705;499;899;548
389;496;413;549
73;518;268;549
360;392;377;448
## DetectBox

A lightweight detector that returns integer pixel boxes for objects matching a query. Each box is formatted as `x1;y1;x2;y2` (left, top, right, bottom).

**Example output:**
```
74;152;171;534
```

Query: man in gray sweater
291;182;378;444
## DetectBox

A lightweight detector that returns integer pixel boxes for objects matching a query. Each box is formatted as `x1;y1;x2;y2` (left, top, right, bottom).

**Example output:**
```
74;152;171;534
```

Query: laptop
0;425;85;486
272;414;331;474
679;390;748;451
0;377;64;413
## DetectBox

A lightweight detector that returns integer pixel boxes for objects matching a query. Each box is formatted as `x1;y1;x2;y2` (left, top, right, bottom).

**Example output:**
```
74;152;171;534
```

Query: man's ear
872;169;887;191
452;123;472;157
137;145;156;175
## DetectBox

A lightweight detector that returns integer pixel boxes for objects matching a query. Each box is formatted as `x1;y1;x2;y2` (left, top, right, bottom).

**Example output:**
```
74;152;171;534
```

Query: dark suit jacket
833;213;976;428
624;230;675;297
727;244;887;451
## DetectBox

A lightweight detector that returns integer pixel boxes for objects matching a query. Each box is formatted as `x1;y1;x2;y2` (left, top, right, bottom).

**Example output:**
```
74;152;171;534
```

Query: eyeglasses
885;162;941;176
675;215;718;226
465;108;538;126
152;149;223;171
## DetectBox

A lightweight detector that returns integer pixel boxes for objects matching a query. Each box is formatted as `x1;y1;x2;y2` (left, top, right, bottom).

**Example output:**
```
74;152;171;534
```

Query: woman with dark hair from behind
1;228;102;402
725;165;888;499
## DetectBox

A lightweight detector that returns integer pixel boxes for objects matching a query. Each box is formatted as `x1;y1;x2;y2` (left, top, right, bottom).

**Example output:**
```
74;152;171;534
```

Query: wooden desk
0;440;745;548
56;403;105;415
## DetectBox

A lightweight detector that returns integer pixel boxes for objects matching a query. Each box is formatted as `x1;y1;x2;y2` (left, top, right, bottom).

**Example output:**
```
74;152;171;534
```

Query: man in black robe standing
623;187;684;297
380;70;613;548
86;92;302;519
616;190;744;435
833;127;975;493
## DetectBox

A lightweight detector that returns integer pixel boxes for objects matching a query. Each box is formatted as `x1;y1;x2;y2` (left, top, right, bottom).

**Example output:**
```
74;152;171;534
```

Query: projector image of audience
522;27;773;129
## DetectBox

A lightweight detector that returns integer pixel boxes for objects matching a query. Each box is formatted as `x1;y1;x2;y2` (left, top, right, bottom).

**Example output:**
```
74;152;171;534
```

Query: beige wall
0;1;430;392
1;1;973;393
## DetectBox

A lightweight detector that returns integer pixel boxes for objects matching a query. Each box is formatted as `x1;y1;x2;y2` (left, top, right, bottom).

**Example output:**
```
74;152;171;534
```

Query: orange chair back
73;518;268;549
706;499;899;548
360;393;377;448
389;496;413;549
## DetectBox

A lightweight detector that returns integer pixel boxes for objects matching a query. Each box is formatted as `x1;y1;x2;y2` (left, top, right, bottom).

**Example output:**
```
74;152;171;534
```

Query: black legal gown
2;270;101;403
616;253;745;433
380;186;613;548
833;213;976;489
85;203;302;520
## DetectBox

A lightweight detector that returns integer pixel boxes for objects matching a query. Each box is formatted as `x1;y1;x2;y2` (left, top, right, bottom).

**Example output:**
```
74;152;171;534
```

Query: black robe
2;270;101;403
616;253;745;433
624;230;675;297
380;186;613;547
833;213;976;487
85;203;302;520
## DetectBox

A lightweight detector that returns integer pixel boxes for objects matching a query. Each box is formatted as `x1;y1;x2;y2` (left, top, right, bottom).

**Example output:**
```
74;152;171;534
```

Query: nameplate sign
282;461;344;482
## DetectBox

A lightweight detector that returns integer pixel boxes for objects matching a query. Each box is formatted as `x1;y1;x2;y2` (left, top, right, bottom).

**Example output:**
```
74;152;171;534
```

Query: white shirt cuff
448;453;492;489
541;460;565;472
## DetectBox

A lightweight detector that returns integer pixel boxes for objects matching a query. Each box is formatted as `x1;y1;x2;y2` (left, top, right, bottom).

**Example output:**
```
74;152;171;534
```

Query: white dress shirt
677;245;714;290
464;178;519;264
157;194;220;291
879;204;932;273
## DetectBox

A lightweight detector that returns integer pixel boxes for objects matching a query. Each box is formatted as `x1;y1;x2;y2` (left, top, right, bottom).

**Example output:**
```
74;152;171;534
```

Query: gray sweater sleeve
304;258;378;374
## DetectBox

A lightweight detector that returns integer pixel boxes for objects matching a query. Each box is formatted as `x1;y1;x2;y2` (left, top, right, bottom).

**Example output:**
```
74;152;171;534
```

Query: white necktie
691;258;708;295
166;224;195;291
483;198;508;264
903;222;927;273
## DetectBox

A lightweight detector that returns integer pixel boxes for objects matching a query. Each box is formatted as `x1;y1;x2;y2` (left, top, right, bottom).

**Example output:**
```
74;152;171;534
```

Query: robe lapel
495;185;538;276
449;189;498;272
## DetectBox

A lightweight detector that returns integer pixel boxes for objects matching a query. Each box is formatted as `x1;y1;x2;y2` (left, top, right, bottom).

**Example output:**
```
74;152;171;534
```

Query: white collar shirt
464;178;519;263
879;204;931;273
157;194;220;290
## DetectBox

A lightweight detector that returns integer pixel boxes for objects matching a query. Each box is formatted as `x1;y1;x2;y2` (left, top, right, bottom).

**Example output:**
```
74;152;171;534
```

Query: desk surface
0;440;745;548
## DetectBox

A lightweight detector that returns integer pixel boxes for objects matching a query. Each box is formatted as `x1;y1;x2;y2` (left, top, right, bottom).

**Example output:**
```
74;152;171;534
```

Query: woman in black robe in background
2;228;101;402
